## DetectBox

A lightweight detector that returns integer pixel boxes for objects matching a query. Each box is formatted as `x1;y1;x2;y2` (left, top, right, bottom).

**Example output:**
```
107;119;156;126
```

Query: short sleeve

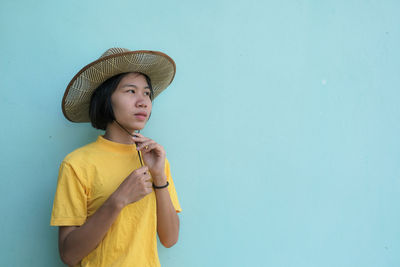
50;161;88;226
165;158;182;213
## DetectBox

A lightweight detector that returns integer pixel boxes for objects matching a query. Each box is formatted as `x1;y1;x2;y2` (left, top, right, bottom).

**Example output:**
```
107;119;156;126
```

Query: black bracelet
153;181;169;189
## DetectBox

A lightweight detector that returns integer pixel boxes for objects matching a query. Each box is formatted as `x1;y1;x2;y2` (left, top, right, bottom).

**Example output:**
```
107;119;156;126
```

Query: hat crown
100;47;130;58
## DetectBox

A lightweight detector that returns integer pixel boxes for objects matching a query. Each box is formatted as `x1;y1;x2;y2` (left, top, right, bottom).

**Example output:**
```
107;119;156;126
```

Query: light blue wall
1;0;399;266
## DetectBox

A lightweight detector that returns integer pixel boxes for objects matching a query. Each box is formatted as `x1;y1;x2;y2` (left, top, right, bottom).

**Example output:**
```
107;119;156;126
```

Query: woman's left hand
132;133;166;184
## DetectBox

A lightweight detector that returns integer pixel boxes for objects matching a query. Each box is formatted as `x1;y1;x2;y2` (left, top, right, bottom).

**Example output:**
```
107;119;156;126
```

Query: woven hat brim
62;50;176;122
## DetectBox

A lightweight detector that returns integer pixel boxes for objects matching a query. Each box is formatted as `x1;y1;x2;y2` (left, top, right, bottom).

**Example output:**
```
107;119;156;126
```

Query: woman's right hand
58;167;153;266
111;166;153;208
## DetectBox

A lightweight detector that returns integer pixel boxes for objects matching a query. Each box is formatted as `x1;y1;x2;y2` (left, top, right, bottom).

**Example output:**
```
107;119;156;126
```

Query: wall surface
1;0;399;266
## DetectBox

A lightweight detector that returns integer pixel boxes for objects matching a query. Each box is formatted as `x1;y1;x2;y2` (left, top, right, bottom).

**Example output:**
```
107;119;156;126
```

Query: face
111;72;152;131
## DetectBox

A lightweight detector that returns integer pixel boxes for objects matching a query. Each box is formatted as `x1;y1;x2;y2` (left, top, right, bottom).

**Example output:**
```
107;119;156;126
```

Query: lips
135;112;148;117
134;112;148;121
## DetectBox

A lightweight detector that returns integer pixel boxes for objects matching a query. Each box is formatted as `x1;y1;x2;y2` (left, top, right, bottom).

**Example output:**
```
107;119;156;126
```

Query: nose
137;102;147;108
136;96;148;108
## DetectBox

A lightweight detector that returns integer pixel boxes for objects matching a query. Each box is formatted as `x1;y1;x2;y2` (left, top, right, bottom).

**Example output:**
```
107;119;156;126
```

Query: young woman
51;48;182;267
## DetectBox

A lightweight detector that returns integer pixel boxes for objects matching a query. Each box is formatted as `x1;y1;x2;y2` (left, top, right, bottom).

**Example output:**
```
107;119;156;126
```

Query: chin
130;122;146;131
116;120;147;133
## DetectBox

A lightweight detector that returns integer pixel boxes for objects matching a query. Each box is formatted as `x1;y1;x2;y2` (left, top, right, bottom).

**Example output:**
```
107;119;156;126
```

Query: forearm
154;176;180;247
60;196;123;265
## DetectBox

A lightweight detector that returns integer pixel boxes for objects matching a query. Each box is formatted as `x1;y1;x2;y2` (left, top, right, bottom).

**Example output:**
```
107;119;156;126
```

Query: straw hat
62;48;176;122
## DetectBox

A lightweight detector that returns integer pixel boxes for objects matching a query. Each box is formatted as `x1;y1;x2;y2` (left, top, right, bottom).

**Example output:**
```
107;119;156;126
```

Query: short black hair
89;72;153;130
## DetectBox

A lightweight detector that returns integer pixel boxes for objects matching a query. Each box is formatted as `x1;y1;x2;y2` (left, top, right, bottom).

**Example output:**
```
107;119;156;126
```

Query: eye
144;91;151;96
127;89;135;94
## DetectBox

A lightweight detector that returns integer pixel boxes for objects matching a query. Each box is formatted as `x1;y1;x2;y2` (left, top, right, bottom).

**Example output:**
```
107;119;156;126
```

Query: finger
144;181;153;188
131;132;148;141
138;166;150;175
132;137;153;149
136;140;157;151
137;165;149;172
132;132;145;138
143;143;165;156
131;135;149;143
133;165;149;175
140;177;150;185
144;143;160;153
142;171;151;180
145;187;153;195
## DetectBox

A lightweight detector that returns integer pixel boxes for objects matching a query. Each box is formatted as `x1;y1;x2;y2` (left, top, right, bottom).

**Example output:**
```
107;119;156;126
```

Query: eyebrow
121;84;150;89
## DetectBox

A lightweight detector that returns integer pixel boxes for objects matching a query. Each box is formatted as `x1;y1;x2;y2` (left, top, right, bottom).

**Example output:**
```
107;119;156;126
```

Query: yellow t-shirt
50;135;182;267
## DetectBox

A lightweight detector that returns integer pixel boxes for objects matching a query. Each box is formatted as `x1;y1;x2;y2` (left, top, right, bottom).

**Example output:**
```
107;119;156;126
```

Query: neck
103;121;137;145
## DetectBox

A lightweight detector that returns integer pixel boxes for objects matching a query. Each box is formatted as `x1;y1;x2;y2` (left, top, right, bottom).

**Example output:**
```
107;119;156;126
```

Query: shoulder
58;140;101;186
63;140;99;166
